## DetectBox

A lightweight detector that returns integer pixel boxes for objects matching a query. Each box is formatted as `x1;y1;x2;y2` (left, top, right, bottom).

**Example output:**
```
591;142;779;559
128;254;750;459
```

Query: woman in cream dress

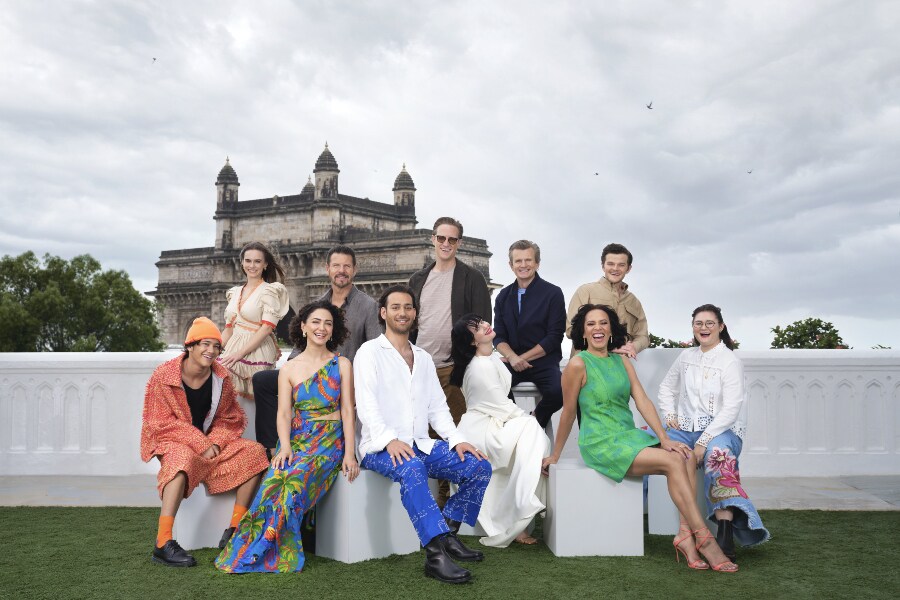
450;314;550;547
220;241;290;401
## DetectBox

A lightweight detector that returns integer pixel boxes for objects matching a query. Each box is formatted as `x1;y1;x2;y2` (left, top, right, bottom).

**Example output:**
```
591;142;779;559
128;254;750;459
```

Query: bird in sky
646;101;653;109
152;58;156;63
747;169;753;174
594;172;599;176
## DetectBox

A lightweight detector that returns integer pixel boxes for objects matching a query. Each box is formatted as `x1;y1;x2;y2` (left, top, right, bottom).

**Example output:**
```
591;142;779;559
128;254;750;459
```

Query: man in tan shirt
566;242;649;358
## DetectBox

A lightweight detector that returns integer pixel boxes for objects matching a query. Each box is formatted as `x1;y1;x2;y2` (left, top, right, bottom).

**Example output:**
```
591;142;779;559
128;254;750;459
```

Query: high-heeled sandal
673;522;709;570
694;527;739;573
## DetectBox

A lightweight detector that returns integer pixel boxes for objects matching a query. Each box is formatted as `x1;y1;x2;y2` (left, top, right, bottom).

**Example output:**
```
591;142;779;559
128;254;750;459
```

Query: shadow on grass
0;508;897;600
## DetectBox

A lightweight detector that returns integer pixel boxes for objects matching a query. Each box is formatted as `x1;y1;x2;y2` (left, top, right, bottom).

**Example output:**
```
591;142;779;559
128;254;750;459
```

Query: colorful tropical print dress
577;352;657;482
215;356;344;573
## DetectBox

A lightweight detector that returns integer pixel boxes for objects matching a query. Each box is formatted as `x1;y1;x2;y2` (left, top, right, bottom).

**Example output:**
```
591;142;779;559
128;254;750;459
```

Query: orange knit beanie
184;317;223;345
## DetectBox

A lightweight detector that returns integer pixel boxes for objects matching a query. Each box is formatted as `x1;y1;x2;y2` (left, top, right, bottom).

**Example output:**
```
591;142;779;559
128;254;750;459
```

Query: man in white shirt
354;285;492;584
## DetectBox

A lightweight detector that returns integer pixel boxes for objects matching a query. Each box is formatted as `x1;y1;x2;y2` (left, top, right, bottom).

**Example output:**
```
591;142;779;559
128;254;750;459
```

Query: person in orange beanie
141;317;269;567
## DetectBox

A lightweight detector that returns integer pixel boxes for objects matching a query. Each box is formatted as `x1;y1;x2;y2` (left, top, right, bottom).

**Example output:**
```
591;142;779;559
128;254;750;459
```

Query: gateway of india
151;144;493;345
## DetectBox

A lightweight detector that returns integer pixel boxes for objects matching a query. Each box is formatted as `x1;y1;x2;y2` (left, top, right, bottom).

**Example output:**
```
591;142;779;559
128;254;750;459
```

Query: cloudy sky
1;1;898;349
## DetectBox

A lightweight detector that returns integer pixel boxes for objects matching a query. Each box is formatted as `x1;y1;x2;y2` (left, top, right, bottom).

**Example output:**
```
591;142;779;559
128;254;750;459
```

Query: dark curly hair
570;304;627;352
288;299;348;352
691;304;735;350
449;313;484;387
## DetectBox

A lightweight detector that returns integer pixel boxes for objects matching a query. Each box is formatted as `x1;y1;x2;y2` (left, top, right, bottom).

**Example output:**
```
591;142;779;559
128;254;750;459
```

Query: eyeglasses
692;320;719;329
434;235;460;245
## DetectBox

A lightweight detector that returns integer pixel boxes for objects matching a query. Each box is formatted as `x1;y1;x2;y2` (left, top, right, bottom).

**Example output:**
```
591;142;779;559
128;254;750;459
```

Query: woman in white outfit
450;314;551;547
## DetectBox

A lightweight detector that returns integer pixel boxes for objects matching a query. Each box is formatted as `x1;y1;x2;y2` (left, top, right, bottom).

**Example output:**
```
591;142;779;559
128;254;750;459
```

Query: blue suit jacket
493;272;566;368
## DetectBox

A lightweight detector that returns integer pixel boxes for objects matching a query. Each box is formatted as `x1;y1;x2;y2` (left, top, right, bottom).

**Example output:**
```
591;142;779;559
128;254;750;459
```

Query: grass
1;508;898;600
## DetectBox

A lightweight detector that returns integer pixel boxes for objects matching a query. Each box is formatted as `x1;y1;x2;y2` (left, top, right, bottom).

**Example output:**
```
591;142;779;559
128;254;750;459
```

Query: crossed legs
628;448;734;569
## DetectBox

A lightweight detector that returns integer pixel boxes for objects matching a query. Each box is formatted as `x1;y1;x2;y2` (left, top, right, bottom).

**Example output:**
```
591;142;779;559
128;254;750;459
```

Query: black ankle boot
424;535;471;584
440;532;484;562
445;518;461;534
716;519;736;563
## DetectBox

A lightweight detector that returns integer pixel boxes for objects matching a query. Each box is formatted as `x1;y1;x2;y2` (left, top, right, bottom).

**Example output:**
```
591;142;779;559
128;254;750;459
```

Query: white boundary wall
1;349;898;477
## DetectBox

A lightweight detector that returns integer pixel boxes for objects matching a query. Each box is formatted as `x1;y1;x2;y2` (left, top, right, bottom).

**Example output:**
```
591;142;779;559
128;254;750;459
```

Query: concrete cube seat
544;458;643;556
315;468;421;563
647;474;715;535
171;484;235;550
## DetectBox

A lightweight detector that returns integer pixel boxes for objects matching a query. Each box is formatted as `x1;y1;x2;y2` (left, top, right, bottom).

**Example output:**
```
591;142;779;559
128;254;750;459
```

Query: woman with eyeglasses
541;304;739;572
449;314;551;547
657;304;770;563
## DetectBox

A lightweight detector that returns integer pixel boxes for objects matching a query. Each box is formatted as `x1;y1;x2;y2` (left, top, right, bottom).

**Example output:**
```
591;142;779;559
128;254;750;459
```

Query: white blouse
657;342;748;448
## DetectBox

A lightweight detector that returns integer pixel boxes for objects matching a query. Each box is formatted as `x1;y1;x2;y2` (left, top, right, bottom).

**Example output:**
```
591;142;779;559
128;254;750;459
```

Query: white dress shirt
657;342;748;448
354;334;466;456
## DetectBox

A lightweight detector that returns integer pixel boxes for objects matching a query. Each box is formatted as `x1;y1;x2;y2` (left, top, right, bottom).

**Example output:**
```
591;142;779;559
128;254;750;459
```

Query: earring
583;337;587;347
302;331;307;338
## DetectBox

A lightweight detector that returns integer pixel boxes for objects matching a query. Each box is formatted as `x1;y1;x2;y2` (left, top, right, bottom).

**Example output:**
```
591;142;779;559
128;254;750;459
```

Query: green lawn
1;508;897;600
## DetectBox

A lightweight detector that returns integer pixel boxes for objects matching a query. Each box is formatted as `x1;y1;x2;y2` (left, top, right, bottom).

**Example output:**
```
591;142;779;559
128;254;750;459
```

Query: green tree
770;317;847;349
649;333;692;348
0;251;165;352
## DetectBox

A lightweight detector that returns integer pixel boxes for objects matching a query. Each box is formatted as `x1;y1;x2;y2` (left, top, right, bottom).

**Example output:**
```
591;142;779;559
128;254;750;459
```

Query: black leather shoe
445;518;461;534
440;532;484;562
218;527;236;549
424;535;471;584
151;540;196;567
716;519;736;563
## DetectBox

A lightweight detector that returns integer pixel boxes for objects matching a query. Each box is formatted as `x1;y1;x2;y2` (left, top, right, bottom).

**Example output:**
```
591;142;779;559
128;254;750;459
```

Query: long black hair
570;304;628;352
288;299;348;352
691;304;735;350
449;313;484;387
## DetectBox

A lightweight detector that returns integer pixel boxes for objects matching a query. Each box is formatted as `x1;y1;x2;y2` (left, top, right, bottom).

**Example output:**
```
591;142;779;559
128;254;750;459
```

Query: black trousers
510;362;563;428
252;369;280;449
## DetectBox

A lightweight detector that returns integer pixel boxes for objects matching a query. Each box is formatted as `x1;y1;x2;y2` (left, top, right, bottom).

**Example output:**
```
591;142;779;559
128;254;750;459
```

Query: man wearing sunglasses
409;216;492;508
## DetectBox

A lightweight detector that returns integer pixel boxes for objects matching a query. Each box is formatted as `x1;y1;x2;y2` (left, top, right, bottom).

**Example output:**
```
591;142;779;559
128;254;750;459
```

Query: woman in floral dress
216;299;359;573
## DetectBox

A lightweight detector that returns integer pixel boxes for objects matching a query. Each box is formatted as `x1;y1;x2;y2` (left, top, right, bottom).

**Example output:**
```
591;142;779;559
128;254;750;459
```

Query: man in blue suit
492;240;566;427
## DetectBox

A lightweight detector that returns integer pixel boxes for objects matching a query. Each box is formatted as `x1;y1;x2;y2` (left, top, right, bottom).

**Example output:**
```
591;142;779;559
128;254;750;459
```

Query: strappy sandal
694;527;739;573
673;521;709;570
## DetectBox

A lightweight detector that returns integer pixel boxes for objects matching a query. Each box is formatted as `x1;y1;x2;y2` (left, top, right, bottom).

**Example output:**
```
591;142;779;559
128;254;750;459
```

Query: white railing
1;349;898;477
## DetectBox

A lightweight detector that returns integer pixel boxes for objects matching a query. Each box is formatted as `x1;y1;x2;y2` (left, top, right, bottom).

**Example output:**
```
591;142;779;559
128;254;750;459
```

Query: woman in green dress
541;304;738;573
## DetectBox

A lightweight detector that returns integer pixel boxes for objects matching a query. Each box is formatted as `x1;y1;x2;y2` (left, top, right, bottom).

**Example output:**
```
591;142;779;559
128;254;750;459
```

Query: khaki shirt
565;277;649;353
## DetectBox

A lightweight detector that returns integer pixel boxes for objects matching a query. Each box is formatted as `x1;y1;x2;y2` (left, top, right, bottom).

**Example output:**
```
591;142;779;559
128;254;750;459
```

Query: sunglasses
434;235;459;245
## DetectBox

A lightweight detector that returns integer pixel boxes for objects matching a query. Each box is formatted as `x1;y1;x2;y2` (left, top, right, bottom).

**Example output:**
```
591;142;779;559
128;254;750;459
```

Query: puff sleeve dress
223;282;290;400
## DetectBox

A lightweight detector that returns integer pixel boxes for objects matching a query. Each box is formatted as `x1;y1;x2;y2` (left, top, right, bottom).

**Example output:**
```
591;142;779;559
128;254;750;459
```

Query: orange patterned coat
141;355;269;498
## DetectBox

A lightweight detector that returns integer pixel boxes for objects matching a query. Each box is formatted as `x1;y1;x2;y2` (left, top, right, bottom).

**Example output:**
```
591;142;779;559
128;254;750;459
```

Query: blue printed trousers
361;440;492;545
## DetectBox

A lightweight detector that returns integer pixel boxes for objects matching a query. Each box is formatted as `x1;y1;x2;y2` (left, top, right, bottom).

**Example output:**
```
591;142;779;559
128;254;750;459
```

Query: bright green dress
577;352;656;482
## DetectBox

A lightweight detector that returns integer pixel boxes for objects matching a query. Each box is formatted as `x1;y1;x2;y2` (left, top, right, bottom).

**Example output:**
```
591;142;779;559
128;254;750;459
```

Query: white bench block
511;382;539;414
315;469;421;563
236;396;257;441
457;520;487;537
545;459;643;556
545;410;582;460
171;485;235;550
647;474;714;535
